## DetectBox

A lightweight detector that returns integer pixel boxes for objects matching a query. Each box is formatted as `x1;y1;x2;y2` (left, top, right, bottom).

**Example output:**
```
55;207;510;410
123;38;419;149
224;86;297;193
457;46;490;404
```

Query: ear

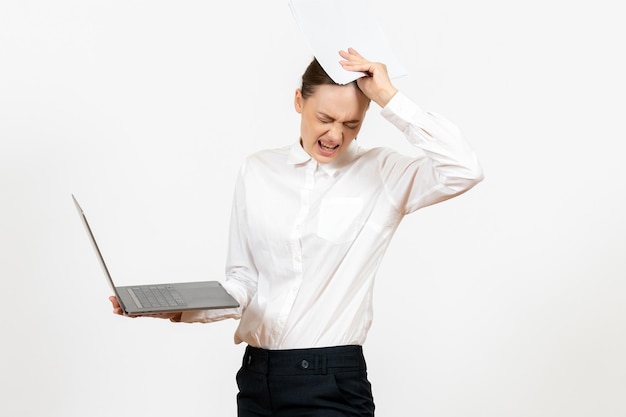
294;89;304;114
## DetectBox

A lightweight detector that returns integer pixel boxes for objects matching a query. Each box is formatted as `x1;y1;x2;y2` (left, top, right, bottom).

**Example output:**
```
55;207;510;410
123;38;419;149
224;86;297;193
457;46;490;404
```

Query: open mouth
318;140;340;154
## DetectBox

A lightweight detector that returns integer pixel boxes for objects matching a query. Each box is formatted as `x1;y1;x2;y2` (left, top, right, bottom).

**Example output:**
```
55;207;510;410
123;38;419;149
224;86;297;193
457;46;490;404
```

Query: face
294;84;370;163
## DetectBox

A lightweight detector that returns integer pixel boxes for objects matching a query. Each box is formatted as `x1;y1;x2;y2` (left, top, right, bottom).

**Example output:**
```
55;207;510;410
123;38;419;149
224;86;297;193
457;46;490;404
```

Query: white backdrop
1;1;625;416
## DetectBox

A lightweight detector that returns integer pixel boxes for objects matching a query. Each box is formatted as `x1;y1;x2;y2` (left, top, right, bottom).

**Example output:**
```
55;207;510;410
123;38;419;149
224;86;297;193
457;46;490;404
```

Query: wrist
374;87;398;108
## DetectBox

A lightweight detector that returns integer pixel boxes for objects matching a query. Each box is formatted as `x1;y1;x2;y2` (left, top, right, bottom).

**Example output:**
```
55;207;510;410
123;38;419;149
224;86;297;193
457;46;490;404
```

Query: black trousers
236;345;375;417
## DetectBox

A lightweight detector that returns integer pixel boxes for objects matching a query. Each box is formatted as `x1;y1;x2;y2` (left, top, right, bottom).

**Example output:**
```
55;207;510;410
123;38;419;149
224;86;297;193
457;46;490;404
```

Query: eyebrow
318;112;361;124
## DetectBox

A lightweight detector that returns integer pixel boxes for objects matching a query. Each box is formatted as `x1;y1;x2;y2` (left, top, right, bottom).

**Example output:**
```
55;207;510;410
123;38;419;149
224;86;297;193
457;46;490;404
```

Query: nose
328;123;343;141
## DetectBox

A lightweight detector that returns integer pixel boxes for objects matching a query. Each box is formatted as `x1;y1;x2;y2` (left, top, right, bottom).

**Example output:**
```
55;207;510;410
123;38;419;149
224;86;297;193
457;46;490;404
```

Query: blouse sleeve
176;163;258;323
378;92;484;214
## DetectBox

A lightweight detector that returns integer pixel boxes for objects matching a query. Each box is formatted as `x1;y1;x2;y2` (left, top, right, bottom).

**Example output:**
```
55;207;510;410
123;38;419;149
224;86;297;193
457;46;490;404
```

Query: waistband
242;345;366;376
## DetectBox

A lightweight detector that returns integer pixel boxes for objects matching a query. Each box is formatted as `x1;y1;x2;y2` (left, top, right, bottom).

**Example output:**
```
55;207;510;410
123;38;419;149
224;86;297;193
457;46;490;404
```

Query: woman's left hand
339;48;398;107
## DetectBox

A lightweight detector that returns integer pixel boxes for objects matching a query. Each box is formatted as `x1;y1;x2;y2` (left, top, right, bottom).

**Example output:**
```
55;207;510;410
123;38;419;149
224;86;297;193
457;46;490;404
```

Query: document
288;0;407;85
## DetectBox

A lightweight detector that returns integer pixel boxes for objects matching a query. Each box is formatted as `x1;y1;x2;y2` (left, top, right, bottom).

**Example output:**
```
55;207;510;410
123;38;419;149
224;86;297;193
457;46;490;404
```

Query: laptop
72;194;239;315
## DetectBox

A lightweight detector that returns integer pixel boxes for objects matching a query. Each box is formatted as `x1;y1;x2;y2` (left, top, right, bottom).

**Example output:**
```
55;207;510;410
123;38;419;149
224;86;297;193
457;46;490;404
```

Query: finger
339;57;371;70
109;296;121;313
109;296;128;316
338;53;379;75
346;47;364;58
339;47;365;59
340;60;377;76
338;49;367;66
109;295;120;307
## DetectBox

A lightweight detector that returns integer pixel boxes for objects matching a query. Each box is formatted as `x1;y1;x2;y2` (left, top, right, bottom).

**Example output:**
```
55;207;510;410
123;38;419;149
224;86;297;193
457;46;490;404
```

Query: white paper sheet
288;0;407;85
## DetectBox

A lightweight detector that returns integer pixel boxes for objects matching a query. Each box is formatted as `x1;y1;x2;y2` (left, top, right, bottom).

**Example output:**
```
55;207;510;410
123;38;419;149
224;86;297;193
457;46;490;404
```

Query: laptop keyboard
128;285;187;309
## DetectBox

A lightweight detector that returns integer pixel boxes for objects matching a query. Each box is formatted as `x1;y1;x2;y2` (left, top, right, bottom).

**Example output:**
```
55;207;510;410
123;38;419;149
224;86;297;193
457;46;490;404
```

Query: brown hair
300;58;358;99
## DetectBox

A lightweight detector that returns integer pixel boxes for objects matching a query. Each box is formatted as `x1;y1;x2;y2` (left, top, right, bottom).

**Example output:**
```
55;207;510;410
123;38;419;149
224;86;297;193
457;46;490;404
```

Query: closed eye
317;112;360;129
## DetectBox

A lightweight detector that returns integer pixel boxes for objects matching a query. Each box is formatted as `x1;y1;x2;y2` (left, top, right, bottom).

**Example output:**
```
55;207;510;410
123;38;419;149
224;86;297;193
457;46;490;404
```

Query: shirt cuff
380;91;423;132
170;307;241;323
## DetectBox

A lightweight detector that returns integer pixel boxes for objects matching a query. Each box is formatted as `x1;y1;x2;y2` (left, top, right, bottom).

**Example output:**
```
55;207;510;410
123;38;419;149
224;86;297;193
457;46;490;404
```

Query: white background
1;1;625;416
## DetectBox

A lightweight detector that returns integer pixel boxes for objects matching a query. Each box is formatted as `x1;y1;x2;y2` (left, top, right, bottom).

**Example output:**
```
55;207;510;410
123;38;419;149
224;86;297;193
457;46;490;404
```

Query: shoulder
247;144;291;161
243;144;290;165
356;145;407;164
355;145;425;173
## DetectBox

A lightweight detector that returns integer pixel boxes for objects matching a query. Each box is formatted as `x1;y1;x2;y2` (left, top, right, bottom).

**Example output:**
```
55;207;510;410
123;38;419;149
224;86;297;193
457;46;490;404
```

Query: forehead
305;84;369;117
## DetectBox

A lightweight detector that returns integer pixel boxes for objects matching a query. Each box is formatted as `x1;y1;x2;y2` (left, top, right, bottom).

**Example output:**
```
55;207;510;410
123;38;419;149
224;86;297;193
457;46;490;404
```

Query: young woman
110;48;483;416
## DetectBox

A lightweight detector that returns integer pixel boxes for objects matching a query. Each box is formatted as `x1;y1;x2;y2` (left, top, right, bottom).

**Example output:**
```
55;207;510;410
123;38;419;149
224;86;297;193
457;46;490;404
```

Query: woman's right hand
108;296;182;321
109;295;125;316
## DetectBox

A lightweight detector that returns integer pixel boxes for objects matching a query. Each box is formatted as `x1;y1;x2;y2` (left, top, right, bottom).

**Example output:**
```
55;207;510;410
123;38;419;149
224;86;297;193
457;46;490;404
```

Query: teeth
319;141;338;151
